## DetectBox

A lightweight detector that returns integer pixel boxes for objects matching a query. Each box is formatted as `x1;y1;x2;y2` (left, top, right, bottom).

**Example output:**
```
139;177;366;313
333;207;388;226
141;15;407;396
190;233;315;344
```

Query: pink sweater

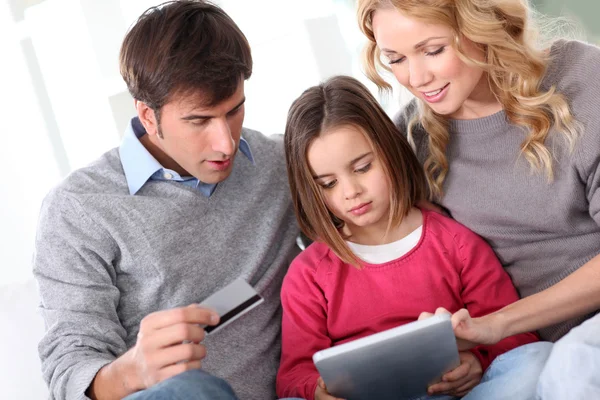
276;209;539;399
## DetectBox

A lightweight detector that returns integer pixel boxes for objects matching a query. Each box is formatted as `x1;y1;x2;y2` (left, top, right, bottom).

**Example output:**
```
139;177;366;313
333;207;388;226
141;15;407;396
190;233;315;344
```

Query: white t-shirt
347;226;423;264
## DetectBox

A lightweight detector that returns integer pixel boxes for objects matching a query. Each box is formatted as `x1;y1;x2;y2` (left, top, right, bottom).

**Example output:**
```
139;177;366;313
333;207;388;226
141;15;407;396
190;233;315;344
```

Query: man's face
139;82;246;184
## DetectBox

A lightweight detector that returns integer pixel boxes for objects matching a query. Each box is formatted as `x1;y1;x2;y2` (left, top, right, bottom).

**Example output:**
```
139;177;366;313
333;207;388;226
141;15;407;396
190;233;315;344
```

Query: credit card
198;278;264;335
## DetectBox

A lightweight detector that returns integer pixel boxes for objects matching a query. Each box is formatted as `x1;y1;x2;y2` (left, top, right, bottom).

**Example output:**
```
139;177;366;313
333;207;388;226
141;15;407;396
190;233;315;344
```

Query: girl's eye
426;46;445;57
320;180;337;190
355;163;372;173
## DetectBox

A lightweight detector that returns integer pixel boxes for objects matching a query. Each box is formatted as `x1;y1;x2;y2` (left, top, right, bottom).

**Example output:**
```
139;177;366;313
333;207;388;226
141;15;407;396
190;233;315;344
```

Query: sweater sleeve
580;121;600;227
455;227;539;371
33;191;127;400
276;249;331;400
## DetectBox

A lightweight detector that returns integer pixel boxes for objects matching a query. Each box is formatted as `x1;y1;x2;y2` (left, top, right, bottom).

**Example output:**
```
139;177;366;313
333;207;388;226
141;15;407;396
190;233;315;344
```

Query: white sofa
0;279;49;399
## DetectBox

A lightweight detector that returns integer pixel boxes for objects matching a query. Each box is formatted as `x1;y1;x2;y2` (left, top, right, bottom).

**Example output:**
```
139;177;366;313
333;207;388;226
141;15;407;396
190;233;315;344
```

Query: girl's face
307;125;391;244
372;7;498;119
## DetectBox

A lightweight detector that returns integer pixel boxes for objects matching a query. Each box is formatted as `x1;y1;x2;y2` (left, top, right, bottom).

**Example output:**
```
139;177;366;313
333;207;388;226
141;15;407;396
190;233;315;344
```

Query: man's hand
87;304;219;400
315;377;346;400
427;351;483;397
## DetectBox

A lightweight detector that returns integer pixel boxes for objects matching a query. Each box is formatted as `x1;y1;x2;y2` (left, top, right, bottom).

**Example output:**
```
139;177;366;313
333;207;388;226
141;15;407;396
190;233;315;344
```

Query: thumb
418;311;434;321
317;377;327;390
451;308;472;331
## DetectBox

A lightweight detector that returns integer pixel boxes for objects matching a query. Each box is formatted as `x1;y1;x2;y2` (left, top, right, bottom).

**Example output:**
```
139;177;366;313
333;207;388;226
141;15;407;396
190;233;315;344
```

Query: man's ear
136;101;160;137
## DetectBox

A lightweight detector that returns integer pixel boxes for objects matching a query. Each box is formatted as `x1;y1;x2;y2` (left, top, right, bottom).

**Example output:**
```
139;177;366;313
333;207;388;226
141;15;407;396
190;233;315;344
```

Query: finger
141;306;219;332
451;308;471;330
157;360;203;384
418;311;434;321
150;323;207;348
435;307;451;316
154;343;207;367
453;378;480;395
317;377;326;389
442;361;470;382
428;375;471;394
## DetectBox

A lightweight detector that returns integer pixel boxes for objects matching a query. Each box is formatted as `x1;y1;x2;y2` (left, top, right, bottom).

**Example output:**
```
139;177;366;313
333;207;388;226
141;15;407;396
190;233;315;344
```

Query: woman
357;0;600;398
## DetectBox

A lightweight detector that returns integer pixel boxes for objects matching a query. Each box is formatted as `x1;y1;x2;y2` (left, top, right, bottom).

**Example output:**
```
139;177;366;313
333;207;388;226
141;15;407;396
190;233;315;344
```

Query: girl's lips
349;202;372;216
206;159;231;171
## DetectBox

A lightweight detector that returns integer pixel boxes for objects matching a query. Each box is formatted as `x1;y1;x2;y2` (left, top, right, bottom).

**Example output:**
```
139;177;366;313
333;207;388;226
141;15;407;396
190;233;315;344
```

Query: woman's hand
450;308;504;348
315;377;345;400
427;351;483;397
418;307;504;350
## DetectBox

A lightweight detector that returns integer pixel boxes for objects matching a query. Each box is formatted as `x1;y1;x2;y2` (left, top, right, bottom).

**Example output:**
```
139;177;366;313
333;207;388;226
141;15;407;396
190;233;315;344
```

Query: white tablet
312;314;460;400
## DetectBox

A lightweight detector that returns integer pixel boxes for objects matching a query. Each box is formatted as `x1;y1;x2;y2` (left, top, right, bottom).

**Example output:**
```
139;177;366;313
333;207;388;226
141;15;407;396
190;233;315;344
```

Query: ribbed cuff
65;358;114;400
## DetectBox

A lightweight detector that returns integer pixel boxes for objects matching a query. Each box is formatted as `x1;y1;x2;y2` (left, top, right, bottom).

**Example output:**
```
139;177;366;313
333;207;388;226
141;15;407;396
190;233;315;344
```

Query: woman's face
372;7;495;119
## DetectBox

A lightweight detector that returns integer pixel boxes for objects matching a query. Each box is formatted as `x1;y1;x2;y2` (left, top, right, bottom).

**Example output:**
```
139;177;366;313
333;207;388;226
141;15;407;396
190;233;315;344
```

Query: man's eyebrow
312;152;372;179
181;97;246;121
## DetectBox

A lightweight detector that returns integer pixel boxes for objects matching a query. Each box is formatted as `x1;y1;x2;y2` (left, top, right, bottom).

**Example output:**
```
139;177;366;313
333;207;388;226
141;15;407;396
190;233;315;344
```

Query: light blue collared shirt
119;117;254;196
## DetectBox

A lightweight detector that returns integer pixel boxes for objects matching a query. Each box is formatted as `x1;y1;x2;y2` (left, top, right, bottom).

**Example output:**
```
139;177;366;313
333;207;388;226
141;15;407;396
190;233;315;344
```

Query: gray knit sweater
34;128;300;399
396;40;600;341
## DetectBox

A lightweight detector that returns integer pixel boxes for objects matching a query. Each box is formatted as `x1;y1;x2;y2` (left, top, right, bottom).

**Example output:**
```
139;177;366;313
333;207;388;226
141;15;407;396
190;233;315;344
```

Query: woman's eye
426;46;445;57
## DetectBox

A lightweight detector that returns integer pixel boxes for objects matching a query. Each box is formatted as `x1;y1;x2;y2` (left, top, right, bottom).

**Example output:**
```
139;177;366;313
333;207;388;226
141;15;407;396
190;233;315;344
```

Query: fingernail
211;314;220;324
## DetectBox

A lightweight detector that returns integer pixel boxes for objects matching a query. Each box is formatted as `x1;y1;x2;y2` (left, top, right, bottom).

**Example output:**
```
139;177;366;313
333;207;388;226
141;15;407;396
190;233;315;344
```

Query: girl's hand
315;377;345;400
427;351;483;397
418;307;503;350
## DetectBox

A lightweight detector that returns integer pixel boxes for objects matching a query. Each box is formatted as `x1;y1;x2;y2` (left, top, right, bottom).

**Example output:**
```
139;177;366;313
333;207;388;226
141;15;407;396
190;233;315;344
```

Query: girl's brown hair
284;76;426;266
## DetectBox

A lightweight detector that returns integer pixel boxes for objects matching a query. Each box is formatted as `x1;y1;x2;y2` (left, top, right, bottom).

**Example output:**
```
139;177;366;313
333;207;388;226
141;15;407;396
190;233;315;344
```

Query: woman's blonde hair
284;76;427;266
358;0;579;199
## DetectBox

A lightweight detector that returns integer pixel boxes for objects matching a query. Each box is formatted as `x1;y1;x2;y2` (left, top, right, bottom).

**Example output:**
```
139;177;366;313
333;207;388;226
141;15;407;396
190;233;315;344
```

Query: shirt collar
119;117;254;195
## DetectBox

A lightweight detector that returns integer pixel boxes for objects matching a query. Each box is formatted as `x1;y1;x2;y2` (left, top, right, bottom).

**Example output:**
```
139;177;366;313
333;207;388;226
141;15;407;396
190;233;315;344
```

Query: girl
276;75;549;400
358;0;600;397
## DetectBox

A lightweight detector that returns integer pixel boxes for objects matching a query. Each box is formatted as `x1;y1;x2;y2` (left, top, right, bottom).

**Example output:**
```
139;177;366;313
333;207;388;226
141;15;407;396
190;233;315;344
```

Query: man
33;1;300;399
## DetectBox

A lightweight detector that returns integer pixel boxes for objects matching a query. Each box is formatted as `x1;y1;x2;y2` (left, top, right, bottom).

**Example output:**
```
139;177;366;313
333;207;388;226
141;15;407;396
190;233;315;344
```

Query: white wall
1;0;403;286
0;0;61;286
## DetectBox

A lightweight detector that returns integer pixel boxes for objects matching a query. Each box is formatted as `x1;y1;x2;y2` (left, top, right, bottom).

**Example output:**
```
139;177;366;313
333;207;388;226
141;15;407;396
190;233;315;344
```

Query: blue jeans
537;313;600;399
123;370;237;400
415;342;553;400
122;369;303;400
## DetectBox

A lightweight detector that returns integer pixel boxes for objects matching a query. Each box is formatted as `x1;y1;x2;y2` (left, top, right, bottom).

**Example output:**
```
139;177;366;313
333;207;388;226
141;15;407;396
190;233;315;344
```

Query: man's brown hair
284;75;427;266
119;0;252;112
